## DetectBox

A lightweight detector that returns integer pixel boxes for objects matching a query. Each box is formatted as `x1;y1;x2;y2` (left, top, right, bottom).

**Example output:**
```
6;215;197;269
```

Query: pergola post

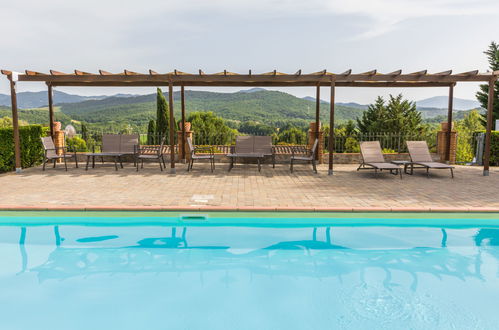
48;83;55;138
445;84;454;162
9;76;22;173
483;77;496;176
181;85;186;163
315;84;320;161
168;81;176;173
328;80;335;175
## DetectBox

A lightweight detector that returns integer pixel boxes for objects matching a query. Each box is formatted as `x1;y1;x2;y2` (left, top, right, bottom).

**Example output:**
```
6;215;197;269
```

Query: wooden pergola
2;68;498;175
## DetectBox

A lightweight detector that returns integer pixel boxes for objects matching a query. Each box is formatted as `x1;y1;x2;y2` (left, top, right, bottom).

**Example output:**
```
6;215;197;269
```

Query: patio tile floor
0;163;498;211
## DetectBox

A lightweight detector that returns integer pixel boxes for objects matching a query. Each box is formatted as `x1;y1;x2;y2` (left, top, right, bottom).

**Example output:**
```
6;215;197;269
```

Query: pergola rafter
1;68;498;175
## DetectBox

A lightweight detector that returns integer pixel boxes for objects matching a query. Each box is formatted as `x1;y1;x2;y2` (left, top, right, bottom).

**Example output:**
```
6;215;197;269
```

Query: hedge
491;131;499;165
0;125;48;172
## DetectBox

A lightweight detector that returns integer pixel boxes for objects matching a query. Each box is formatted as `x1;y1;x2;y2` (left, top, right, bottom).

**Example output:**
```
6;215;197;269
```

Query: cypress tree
147;120;156;145
476;41;499;123
156;88;169;143
81;123;88;142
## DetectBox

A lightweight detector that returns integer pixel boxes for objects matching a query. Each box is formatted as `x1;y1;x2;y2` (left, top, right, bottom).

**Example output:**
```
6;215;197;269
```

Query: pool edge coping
0;205;498;213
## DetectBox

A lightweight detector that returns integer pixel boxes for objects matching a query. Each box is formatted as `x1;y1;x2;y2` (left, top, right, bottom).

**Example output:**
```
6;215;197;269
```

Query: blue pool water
0;212;498;330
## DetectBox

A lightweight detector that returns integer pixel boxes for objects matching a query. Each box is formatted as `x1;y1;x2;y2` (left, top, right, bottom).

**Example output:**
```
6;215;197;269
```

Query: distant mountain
416;96;480;110
336;102;368;109
238;88;267;93
0;91;138;109
301;96;328;104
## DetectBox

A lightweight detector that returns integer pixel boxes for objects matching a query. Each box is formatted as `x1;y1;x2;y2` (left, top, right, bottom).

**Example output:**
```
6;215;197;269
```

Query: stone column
437;122;457;164
308;122;324;164
53;122;65;163
177;122;193;162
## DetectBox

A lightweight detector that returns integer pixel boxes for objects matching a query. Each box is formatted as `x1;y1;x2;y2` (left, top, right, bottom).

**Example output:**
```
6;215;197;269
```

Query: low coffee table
227;153;265;172
391;160;423;175
85;152;124;171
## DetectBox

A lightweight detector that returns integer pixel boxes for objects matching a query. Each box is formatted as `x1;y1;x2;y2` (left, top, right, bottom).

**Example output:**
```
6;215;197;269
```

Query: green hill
59;89;364;131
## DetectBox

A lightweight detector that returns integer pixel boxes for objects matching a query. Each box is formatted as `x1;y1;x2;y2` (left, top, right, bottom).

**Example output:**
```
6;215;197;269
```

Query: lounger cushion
366;162;401;170
413;162;454;169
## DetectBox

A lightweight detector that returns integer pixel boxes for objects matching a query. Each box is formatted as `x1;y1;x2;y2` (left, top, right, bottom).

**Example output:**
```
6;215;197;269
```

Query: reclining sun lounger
358;141;402;178
406;141;454;178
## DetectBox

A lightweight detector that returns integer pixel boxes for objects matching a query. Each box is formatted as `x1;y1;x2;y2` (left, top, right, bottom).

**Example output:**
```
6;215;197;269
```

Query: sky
1;0;498;104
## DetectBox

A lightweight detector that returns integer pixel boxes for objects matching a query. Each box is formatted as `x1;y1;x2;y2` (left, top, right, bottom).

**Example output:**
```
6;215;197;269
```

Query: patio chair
186;137;215;172
254;135;276;168
290;139;319;173
406;141;454;178
41;136;78;171
358;141;402;178
135;138;167;171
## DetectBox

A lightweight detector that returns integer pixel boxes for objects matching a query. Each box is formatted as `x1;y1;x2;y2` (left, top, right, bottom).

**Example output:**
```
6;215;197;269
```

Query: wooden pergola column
181;85;186;163
445;84;454;162
315;85;320;161
9;76;22;173
168;82;176;173
48;83;55;138
483;77;496;176
328;80;335;175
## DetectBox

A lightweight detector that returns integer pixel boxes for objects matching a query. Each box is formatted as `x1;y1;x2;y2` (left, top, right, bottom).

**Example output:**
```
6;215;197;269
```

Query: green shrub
344;137;360;153
66;136;87;152
0;125;48;172
491;131;499;165
382;148;396;154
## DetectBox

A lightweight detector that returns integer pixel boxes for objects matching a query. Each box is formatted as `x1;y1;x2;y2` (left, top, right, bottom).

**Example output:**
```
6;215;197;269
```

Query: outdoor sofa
85;134;139;171
227;136;275;172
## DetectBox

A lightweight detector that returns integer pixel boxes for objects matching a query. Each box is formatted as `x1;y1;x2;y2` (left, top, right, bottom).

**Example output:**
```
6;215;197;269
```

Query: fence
329;132;436;153
76;130;436;154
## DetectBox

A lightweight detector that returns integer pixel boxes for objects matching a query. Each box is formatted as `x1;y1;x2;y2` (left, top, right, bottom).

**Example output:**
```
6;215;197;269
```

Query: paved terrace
0;163;498;212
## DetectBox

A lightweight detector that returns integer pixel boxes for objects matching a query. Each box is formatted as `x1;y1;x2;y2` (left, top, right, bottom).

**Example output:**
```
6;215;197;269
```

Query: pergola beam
45;81;456;88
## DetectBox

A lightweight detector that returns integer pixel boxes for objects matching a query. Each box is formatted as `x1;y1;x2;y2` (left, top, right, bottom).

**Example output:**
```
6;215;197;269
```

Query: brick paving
0;162;498;211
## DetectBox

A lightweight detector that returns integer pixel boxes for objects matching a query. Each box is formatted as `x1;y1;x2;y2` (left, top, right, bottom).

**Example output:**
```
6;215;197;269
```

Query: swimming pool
0;211;498;330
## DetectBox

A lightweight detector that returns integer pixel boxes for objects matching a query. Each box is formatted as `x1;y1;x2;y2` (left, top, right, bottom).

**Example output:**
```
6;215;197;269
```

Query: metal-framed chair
290;139;319;173
41;136;78;171
135;139;167;171
187;137;215;172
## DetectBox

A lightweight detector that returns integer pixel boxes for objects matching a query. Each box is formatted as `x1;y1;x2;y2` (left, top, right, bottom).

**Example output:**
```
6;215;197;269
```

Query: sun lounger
358;141;402;178
290;139;319;173
41;136;78;171
406;141;454;178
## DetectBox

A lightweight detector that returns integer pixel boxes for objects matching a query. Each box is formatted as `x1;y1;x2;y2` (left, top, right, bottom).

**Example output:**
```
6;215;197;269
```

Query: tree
186;111;237;145
277;127;307;145
476;41;499;123
156;88;169;143
81;123;88;142
357;94;422;135
0;116;28;128
356;96;386;133
147;120;156;145
456;110;485;163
